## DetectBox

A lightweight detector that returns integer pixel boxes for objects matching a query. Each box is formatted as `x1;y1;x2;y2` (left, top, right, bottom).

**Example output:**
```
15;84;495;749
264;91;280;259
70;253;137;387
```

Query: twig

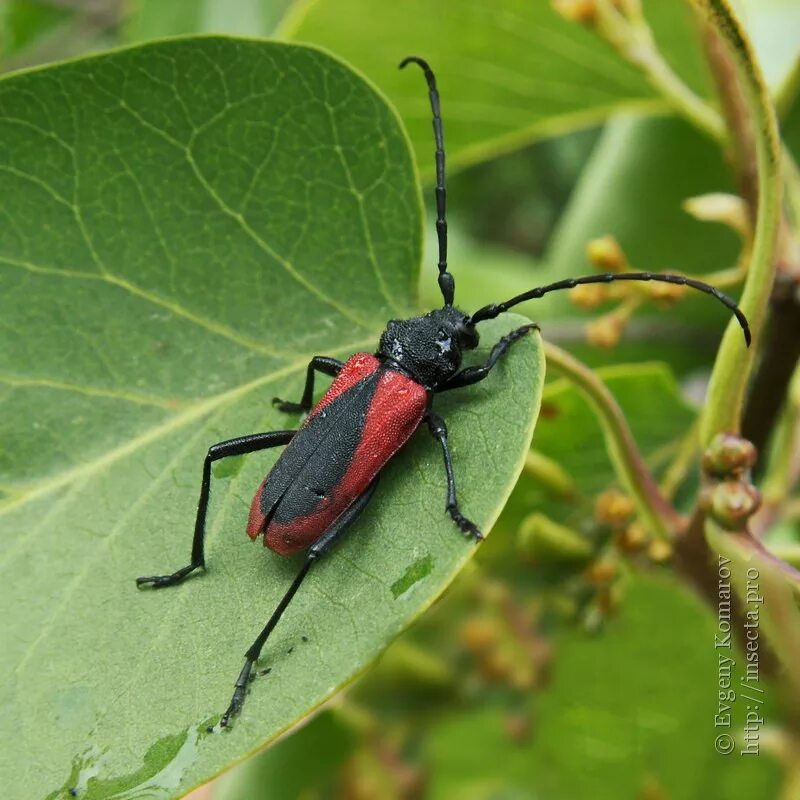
692;0;782;446
543;341;682;538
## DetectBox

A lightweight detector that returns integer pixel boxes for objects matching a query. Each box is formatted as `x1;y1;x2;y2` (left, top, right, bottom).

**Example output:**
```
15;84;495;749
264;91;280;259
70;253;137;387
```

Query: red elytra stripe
245;353;380;540
263;368;428;555
311;353;379;417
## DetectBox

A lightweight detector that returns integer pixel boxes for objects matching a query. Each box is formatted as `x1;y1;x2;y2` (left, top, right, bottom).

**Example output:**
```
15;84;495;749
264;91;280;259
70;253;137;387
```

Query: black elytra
136;56;751;728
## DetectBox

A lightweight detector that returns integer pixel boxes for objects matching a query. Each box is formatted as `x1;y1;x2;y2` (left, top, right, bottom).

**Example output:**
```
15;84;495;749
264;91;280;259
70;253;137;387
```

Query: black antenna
400;56;455;306
470;271;751;346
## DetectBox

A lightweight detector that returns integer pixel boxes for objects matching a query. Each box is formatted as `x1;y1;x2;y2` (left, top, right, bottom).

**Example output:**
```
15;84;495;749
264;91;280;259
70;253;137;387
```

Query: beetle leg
220;477;379;727
136;430;296;589
437;324;539;392
426;412;482;541
272;356;344;413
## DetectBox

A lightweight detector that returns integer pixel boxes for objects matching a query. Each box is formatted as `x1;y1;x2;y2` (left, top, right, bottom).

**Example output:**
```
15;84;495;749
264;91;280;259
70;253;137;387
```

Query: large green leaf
0;38;543;799
0;0;73;59
125;0;294;42
283;0;799;179
283;0;709;177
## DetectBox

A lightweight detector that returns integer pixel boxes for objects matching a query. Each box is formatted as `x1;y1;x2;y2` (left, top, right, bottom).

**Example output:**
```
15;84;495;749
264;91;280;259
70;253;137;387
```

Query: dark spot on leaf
212;455;245;480
539;401;560;420
391;554;434;598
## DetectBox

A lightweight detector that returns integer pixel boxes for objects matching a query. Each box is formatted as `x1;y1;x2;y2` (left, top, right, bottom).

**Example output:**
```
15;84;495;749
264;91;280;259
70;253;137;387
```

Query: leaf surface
0;38;543;799
125;0;293;42
284;0;797;179
283;0;709;176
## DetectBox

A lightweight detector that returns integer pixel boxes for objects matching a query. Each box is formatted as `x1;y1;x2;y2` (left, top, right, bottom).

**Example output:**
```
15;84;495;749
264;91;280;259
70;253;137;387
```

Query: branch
593;0;725;142
693;0;783;446
543;341;682;539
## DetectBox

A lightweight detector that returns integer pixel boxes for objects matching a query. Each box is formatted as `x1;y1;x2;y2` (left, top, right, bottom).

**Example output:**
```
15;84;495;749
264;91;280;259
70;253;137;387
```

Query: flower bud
616;521;648;553
648;538;673;563
586;315;624;348
648;281;686;304
552;0;597;24
704;481;761;530
570;282;608;309
702;433;757;478
683;193;749;238
586;235;626;272
459;617;499;653
595;489;635;527
585;558;617;585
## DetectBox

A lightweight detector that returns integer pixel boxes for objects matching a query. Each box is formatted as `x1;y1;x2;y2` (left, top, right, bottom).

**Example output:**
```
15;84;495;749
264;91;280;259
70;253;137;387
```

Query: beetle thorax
377;307;479;388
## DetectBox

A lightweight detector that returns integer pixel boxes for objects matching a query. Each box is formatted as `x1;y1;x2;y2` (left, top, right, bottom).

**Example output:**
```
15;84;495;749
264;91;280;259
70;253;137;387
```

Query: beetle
137;57;750;727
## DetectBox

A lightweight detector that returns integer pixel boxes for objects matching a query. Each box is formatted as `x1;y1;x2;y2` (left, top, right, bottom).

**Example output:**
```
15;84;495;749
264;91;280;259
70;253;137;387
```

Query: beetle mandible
137;57;750;727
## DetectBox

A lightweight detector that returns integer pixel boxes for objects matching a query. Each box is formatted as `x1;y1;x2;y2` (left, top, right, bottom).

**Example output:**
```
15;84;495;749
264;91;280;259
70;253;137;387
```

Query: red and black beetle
137;57;750;727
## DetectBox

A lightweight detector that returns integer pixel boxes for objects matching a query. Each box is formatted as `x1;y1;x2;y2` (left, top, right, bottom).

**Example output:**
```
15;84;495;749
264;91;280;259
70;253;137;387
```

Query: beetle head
378;307;478;388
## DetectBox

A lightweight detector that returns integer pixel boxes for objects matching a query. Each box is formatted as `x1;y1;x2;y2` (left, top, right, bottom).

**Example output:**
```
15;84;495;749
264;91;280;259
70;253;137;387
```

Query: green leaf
734;0;800;91
424;575;783;799
283;0;706;177
1;0;73;58
281;0;799;178
125;0;294;42
692;0;783;445
0;38;543;799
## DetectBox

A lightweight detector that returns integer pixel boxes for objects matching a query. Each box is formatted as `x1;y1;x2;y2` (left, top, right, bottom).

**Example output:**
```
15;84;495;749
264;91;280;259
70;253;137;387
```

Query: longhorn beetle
137;57;750;727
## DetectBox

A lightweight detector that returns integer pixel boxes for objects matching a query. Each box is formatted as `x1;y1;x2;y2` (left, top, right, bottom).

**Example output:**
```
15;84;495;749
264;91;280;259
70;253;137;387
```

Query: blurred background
3;1;799;798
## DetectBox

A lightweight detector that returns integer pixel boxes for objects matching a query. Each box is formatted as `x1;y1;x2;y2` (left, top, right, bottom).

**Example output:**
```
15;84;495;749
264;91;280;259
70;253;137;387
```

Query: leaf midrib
0;333;379;521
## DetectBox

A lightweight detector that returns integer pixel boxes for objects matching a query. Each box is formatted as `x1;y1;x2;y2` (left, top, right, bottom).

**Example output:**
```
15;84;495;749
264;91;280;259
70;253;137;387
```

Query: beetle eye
457;324;479;350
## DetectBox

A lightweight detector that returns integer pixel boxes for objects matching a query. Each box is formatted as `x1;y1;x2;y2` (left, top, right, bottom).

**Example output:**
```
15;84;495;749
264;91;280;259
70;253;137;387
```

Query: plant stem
693;0;782;446
699;6;800;458
784;149;800;227
543;341;682;538
753;365;800;535
742;281;800;458
659;419;701;501
701;21;759;211
707;521;800;710
594;0;725;142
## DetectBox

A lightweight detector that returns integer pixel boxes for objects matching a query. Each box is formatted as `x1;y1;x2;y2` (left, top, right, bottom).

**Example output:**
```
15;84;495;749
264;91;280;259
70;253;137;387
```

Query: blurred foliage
282;0;710;176
124;0;293;41
2;0;800;798
0;0;73;57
